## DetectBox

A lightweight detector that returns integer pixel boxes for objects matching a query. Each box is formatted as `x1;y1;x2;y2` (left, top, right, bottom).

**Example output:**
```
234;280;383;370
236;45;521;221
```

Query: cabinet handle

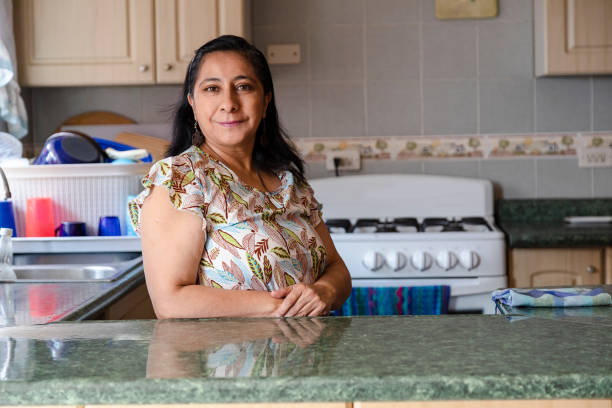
586;265;597;273
163;63;173;71
139;64;149;73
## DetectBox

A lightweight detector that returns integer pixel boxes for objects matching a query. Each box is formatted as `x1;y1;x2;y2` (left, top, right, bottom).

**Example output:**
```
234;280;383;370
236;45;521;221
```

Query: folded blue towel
492;287;612;307
332;286;450;316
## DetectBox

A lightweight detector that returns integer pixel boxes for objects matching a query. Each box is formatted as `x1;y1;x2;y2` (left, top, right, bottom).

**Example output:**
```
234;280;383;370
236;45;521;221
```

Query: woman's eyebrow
198;75;254;87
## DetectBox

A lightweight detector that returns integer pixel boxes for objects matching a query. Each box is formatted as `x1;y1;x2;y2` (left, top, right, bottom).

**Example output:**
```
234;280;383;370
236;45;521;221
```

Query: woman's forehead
197;51;256;80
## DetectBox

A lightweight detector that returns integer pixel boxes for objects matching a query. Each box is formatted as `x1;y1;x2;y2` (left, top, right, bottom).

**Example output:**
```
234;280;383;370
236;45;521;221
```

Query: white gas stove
309;174;507;314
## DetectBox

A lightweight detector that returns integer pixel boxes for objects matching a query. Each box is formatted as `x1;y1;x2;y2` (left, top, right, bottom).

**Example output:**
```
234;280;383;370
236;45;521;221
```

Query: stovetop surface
325;217;494;234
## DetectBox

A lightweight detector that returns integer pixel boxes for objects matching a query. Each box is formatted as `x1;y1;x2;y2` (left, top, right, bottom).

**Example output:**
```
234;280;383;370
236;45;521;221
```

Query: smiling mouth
217;120;245;127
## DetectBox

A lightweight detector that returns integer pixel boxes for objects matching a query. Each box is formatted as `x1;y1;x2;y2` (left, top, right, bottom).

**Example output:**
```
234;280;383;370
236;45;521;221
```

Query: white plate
564;216;612;224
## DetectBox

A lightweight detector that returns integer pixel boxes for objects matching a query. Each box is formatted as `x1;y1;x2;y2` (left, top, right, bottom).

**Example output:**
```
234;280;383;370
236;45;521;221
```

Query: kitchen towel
331;286;450;316
491;287;612;307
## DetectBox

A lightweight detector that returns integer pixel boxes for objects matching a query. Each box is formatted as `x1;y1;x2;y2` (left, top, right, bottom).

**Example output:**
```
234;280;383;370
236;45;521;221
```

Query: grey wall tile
423;79;477;135
480;78;534;134
535;78;591;132
366;24;420;80
140;85;181;123
423;24;477;79
480;159;536;198
366;0;420;24
253;0;308;26
274;82;309;139
593;168;612;198
536;158;592;198
496;0;533;21
253;26;309;81
423;159;479;178
479;21;533;78
367;80;421;136
32;86;141;142
310;25;364;81
310;0;363;25
593;77;612;131
306;159;424;180
311;82;365;138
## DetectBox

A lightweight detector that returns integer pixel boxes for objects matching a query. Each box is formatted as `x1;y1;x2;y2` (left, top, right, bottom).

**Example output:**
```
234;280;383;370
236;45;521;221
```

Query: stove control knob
436;251;458;271
459;250;480;270
410;251;433;271
363;251;384;271
385;251;407;271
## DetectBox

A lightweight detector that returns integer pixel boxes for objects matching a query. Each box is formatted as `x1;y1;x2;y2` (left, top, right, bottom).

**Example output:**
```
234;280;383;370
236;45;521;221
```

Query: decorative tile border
293;132;597;162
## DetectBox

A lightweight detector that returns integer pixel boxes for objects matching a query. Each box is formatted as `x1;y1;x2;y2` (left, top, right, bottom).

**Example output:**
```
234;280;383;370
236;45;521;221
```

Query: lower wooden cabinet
509;248;605;287
101;283;156;320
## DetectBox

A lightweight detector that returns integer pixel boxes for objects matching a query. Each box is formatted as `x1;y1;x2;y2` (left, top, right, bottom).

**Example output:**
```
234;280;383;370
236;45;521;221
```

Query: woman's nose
220;89;239;112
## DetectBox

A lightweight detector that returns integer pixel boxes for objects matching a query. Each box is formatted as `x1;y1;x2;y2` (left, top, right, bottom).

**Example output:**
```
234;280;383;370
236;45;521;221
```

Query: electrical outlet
578;147;612;167
325;149;361;171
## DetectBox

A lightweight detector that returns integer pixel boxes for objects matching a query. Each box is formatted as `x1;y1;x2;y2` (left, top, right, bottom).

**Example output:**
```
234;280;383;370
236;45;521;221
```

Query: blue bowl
94;138;153;163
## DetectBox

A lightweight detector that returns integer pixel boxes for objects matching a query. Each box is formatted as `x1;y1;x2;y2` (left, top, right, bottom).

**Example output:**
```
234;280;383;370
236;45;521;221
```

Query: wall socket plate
266;44;301;64
577;146;612;167
325;149;361;171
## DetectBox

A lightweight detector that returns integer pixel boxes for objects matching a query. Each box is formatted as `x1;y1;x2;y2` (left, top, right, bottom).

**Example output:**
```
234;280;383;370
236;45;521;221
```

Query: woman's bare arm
141;186;282;318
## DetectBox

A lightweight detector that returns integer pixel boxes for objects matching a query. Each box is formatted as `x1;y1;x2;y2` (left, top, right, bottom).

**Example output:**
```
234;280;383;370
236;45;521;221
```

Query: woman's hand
270;282;334;317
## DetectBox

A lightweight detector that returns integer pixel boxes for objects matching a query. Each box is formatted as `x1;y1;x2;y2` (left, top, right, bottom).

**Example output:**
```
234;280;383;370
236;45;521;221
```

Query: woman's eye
204;86;218;92
237;83;253;91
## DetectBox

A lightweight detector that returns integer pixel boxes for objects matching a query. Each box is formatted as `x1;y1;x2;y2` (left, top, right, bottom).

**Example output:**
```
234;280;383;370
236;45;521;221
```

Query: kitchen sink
1;253;143;283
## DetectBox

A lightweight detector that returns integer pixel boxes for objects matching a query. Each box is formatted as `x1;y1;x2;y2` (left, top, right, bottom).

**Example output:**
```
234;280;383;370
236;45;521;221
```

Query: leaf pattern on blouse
129;145;325;291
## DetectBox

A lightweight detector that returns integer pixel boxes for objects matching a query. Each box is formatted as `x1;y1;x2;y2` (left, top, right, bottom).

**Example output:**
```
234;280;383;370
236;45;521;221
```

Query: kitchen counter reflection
147;318;345;378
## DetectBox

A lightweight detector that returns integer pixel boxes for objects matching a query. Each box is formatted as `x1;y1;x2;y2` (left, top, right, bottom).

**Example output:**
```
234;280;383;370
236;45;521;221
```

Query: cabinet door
155;0;251;84
509;248;603;287
535;0;612;75
15;0;155;86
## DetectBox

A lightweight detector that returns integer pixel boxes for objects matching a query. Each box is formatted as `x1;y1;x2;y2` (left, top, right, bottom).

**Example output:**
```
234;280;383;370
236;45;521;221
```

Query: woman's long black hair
167;35;305;183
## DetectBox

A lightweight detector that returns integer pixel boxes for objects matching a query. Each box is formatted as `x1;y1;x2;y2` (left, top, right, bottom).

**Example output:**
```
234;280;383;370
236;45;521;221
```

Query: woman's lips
217;120;245;128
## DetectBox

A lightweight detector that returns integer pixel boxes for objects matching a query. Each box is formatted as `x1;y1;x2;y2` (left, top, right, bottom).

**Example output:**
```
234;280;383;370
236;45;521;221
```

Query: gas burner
392;217;421;232
422;218;465;232
461;217;492;232
353;218;398;233
325;218;352;233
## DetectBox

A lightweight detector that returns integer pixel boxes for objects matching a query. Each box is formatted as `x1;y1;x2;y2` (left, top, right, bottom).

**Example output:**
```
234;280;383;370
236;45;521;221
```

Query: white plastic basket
1;163;151;237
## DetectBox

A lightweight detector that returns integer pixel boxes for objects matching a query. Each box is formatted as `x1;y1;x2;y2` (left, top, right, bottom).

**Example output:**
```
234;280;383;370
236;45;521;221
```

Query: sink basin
1;254;142;283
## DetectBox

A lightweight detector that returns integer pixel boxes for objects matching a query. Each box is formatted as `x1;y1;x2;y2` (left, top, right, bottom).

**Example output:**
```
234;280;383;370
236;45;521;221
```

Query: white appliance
309;174;507;314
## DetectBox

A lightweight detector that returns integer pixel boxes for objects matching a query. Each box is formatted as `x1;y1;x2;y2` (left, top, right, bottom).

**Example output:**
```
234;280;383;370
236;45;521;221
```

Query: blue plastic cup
98;216;121;236
55;221;87;237
125;195;137;236
0;201;17;237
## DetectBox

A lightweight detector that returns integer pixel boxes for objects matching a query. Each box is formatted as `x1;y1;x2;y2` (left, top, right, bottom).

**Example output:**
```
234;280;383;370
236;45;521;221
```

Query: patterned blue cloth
331;286;450;316
492;287;612;307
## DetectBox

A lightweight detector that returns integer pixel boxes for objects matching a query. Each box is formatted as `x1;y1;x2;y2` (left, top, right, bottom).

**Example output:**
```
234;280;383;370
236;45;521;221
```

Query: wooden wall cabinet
535;0;612;76
15;0;250;86
509;248;606;288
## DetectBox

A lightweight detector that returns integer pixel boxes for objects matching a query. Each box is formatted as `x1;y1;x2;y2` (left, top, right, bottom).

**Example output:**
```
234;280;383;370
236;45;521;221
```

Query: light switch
266;44;300;64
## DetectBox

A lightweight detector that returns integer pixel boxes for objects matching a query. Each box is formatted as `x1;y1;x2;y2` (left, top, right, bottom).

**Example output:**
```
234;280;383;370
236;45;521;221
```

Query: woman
129;35;351;319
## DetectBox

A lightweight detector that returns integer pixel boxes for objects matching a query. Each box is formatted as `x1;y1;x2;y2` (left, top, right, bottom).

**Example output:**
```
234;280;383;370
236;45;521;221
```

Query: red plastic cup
25;197;55;237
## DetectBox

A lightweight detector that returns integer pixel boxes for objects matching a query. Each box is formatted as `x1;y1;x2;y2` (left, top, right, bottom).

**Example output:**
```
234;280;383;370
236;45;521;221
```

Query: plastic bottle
0;228;16;280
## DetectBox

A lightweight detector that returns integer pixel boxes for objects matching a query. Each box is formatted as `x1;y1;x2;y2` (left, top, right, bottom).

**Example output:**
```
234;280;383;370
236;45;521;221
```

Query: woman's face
188;51;271;151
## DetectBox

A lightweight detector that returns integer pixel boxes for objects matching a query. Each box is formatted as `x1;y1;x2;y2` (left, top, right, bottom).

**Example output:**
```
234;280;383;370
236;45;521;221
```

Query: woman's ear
263;93;272;118
187;93;194;109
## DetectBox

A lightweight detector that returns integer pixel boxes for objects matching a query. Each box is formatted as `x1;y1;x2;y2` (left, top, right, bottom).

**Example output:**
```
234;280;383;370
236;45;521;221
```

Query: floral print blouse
128;145;326;291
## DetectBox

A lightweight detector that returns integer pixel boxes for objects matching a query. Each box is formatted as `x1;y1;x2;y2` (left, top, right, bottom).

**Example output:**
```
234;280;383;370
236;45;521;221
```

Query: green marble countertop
0;260;145;327
0;314;611;404
499;221;612;248
496;199;612;248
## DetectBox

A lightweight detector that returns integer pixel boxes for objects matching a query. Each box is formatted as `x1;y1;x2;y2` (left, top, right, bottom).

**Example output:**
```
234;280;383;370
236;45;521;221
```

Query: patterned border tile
486;133;577;157
293;132;590;163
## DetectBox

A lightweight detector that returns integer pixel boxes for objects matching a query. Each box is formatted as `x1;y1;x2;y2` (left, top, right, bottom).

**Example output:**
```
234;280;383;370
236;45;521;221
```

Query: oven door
351;276;507;314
